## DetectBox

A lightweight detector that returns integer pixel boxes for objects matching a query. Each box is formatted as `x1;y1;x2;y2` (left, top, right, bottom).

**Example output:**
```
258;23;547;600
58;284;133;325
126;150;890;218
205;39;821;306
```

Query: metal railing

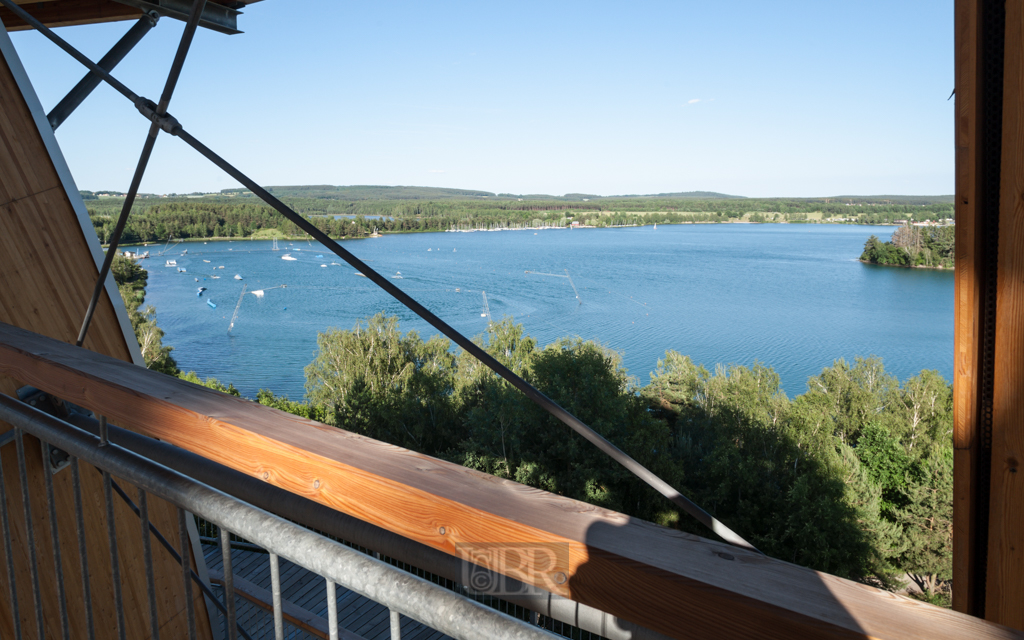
0;392;558;640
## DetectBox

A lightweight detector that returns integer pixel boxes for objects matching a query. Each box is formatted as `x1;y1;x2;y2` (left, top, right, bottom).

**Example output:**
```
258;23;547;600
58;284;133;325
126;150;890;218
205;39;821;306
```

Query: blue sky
7;1;953;197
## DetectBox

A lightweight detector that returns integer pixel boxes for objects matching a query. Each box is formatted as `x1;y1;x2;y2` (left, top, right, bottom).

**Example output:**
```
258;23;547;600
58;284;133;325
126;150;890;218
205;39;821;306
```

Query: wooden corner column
954;0;1024;629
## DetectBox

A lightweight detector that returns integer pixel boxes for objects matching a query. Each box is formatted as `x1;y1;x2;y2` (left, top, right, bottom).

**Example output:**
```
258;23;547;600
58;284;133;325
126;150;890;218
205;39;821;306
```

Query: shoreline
858;258;950;271
108;219;912;249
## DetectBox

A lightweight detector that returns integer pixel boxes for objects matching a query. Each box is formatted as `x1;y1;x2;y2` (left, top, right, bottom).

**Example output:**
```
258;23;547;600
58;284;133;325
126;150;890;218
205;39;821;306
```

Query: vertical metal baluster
389;609;401;640
15;430;43;640
70;458;95;640
0;437;22;639
325;579;338;640
269;553;283;640
103;465;125;640
221;528;237;640
139;490;159;640
40;441;69;639
178;508;196;640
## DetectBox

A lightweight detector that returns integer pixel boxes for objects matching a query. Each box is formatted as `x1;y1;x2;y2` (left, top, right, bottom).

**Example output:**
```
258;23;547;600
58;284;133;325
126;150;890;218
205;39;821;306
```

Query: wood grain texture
0;323;1021;640
953;0;982;615
0;47;212;639
988;0;1024;629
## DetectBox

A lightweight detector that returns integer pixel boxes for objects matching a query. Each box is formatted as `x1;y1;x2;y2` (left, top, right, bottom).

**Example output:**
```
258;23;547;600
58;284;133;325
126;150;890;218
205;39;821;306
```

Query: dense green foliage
252;314;953;599
111;253;178;374
87;188;956;244
860;225;955;268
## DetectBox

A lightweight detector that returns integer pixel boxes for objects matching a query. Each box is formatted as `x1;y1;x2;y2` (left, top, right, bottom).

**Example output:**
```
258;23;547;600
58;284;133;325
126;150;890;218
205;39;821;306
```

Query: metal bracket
111;0;243;35
14;386;91;474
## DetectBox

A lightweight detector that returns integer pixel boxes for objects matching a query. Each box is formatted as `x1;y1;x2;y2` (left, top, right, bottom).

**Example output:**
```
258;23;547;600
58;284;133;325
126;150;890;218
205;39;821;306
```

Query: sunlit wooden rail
0;322;1019;640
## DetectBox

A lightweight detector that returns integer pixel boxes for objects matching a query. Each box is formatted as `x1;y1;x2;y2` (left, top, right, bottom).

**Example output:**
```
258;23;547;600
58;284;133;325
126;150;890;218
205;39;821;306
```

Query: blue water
138;224;953;400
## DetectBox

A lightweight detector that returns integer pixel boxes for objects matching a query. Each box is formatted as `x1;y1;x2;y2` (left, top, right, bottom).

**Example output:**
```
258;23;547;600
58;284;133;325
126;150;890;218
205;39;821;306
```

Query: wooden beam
0;1;142;31
987;0;1024;628
953;0;983;616
0;323;1019;640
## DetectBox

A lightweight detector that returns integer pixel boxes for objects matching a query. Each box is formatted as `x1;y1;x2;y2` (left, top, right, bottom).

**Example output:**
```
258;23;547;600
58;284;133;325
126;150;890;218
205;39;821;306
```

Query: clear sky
7;1;953;198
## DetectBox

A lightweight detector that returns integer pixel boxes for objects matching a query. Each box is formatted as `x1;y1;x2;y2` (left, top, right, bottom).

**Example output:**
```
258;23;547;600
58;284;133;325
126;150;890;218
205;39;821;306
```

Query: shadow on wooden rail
0;321;1019;640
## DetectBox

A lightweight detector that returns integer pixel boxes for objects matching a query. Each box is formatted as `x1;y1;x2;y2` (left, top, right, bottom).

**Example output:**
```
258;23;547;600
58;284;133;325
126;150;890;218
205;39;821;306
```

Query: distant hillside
222;185;496;200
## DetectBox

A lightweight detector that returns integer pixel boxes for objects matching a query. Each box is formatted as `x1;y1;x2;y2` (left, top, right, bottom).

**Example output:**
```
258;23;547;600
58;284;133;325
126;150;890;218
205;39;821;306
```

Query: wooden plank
987;0;1024;630
0;323;1019;640
0;37;213;640
208;567;369;640
953;0;982;615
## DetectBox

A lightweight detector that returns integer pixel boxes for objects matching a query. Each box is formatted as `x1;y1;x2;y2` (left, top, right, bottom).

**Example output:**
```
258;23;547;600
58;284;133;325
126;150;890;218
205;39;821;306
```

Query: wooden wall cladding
0;36;213;640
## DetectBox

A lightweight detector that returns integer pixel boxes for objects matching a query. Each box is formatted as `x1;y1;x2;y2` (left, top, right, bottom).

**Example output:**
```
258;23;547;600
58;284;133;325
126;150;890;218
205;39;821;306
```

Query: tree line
87;195;956;245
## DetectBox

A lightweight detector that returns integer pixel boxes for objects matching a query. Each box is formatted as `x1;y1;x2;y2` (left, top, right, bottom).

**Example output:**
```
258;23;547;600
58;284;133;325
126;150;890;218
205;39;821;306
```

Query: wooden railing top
0;321;1018;640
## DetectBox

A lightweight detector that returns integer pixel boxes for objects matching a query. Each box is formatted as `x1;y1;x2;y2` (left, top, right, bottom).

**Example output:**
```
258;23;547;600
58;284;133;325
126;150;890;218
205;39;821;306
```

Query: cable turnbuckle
134;97;182;135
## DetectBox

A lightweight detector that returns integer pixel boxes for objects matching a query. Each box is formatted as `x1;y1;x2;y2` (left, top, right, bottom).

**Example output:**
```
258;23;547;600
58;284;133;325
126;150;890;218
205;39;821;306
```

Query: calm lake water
138;224;953;400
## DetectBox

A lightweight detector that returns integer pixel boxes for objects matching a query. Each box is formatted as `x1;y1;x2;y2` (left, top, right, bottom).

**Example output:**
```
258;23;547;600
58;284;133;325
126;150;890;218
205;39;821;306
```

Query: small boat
281;254;297;261
316;254;324;258
211;276;220;279
321;264;327;268
194;277;199;282
453;248;457;252
355;272;367;278
183;249;188;254
203;260;211;263
165;259;177;267
177;267;187;273
197;287;206;297
218;266;225;269
427;248;431;252
234;274;243;280
207;300;217;308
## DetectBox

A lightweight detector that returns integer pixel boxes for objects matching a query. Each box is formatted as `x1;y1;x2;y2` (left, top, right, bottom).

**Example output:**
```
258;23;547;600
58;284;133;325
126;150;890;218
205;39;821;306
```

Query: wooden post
954;0;1024;630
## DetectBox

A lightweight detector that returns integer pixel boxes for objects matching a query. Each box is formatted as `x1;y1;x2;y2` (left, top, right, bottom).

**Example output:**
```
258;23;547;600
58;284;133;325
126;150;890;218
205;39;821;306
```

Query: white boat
355;272;367;278
321;264;327;268
281;254;297;261
165;259;177;267
203;259;211;263
234;274;243;280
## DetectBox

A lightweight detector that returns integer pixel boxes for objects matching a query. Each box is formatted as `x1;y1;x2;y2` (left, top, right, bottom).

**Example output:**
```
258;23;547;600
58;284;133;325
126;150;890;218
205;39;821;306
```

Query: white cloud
687;99;701;104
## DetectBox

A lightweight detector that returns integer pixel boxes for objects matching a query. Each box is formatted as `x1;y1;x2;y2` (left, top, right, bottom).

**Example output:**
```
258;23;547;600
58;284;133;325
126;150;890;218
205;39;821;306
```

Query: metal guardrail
0;392;557;640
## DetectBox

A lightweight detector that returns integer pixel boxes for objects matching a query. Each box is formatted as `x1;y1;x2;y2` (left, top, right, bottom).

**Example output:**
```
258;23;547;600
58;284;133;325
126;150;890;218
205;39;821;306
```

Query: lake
138;224;953;400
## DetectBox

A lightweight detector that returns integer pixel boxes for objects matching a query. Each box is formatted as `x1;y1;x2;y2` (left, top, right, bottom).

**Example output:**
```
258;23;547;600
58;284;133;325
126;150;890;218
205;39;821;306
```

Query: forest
860;225;955;268
85;188;956;244
112;253;953;605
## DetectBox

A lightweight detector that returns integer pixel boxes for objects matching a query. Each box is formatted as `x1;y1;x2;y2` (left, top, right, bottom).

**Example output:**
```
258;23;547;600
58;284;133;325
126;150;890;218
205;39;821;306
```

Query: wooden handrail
0;322;1018;640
